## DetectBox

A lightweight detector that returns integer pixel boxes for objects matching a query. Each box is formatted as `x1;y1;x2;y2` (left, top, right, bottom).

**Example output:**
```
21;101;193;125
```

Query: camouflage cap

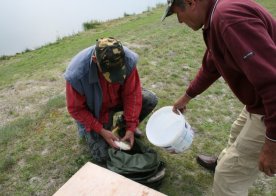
161;0;175;21
95;37;126;83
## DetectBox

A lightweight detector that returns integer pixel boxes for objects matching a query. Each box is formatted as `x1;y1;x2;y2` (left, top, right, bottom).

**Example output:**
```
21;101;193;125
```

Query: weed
83;20;101;31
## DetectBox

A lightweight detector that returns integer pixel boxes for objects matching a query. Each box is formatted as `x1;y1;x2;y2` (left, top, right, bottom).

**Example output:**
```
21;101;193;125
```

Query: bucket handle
176;109;182;116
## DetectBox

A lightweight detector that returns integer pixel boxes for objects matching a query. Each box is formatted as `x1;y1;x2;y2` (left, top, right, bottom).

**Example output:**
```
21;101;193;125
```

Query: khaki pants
214;107;266;196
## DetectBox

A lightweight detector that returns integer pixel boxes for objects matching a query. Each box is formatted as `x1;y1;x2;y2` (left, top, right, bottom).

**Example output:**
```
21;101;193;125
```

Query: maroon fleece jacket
186;0;276;140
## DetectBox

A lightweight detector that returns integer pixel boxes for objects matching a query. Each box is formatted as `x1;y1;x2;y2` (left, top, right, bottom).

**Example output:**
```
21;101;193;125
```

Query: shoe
134;128;144;138
196;154;217;172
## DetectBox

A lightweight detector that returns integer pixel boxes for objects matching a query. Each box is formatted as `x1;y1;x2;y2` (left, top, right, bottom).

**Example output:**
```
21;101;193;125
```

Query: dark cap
161;0;175;21
95;37;126;83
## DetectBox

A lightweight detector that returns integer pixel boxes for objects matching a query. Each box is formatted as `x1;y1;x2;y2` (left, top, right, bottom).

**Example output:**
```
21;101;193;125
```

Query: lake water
0;0;166;56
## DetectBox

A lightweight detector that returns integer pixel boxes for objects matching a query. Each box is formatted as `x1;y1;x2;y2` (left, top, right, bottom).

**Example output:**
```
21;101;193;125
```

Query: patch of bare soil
124;42;148;49
0;73;65;127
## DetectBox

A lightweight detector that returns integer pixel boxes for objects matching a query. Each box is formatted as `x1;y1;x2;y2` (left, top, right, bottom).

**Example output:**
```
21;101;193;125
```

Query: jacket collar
89;60;100;84
203;0;220;31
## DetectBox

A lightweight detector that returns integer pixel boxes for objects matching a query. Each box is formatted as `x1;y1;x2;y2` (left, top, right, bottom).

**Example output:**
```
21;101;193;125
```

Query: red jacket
66;67;142;133
186;0;276;139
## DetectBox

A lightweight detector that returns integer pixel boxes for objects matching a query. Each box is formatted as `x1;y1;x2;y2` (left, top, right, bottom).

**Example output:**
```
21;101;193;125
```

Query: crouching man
64;37;158;164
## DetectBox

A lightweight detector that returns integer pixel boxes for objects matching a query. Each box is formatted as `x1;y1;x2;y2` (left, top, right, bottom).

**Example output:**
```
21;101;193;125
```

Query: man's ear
92;55;97;63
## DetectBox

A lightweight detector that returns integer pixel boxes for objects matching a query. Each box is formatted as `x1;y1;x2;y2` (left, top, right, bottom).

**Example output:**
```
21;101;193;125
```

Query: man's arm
186;50;221;98
223;20;276;176
174;50;221;112
121;67;142;146
66;82;119;148
223;19;276;141
122;67;142;131
66;81;103;133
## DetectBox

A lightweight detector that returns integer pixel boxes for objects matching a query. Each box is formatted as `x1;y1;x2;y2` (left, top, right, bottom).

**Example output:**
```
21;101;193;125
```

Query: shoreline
0;3;164;57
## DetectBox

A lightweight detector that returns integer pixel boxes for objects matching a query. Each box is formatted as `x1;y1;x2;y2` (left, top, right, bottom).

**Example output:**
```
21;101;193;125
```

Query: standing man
162;0;276;195
65;37;158;164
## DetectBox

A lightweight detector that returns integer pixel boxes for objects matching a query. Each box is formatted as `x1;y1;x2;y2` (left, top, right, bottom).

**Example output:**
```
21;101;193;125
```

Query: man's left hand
259;138;276;177
121;130;134;147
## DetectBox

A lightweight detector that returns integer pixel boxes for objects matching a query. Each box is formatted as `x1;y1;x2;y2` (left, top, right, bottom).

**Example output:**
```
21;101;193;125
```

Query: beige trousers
213;107;266;196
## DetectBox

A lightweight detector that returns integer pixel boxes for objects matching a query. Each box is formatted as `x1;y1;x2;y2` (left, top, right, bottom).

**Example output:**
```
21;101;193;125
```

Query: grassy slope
0;1;276;195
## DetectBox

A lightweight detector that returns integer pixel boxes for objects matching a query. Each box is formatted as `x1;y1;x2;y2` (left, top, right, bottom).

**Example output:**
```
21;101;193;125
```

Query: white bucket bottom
163;124;194;153
146;106;194;153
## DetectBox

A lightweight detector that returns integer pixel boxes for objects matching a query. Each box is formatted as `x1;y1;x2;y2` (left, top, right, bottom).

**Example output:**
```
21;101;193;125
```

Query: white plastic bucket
146;106;194;153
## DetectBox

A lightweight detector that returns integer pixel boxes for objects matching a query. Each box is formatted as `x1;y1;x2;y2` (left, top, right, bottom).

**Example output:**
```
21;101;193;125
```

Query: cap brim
161;4;173;21
102;65;126;83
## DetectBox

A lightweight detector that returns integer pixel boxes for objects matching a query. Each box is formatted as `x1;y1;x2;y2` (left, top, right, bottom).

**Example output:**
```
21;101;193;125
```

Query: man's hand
99;128;119;148
173;93;192;114
259;138;276;177
121;130;134;147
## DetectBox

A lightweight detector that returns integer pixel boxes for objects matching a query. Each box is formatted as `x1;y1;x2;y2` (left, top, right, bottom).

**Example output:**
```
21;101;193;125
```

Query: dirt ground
0;73;65;127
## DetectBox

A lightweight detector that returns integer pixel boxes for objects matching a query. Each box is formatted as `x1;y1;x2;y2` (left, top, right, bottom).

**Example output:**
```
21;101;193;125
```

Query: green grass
0;1;276;195
83;20;101;31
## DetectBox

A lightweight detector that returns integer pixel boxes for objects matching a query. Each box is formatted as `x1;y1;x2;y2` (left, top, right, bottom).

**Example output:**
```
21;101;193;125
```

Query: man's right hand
173;93;192;114
99;128;119;148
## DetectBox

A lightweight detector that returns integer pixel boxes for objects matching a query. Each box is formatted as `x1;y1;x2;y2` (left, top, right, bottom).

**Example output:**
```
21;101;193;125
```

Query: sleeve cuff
86;121;103;133
126;123;137;132
266;135;276;142
185;92;193;99
185;88;197;98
